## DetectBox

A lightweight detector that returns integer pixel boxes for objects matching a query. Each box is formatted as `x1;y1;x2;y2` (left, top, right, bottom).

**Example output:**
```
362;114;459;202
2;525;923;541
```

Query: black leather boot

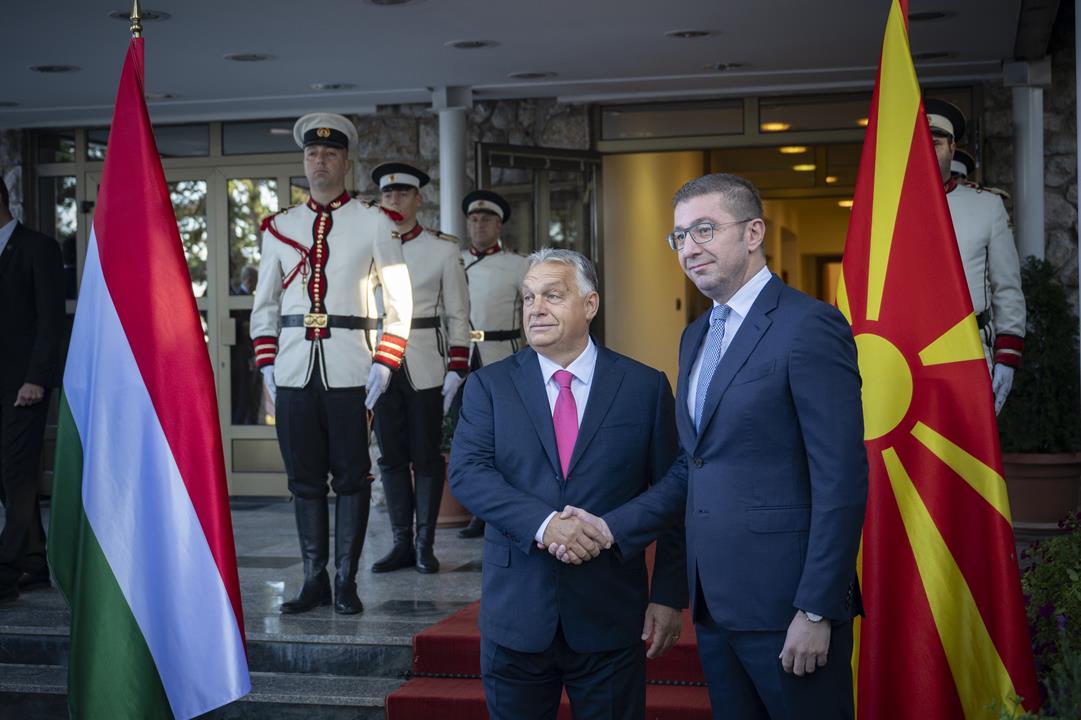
457;516;485;539
333;489;370;615
372;468;416;573
414;473;443;574
280;497;331;614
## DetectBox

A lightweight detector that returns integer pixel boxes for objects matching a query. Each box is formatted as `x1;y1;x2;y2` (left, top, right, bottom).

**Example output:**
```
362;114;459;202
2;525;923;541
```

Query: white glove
992;364;1014;415
365;363;392;410
442;372;465;414
261;365;277;404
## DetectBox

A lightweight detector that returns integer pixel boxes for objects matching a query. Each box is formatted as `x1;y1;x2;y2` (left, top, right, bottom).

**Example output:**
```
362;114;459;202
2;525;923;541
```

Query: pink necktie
552;369;578;478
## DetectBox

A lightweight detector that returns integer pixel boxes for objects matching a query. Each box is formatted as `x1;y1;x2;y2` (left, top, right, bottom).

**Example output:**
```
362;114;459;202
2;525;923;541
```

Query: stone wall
981;1;1078;294
350;98;590;230
0;129;24;222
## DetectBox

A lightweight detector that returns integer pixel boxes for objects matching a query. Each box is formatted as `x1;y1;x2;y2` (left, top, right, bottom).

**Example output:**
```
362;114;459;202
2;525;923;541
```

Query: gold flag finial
130;0;143;37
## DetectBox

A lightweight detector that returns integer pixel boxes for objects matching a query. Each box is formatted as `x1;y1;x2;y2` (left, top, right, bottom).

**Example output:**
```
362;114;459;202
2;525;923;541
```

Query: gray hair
672;172;763;222
525;248;598;296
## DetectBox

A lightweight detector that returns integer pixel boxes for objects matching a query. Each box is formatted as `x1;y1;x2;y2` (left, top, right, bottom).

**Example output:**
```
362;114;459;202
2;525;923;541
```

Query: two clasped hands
536;506;682;659
536;505;831;676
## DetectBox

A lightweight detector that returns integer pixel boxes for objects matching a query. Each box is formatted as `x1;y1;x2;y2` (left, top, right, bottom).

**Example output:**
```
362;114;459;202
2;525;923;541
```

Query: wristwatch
802;610;824;623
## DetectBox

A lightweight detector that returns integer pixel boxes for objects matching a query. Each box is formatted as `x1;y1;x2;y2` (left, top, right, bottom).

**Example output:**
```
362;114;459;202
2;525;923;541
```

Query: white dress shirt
686;265;772;420
533;338;598;542
0;218;16;257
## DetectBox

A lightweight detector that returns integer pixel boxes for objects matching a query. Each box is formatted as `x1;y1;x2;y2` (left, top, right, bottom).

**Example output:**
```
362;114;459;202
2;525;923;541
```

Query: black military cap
924;98;966;143
462;190;511;222
372;162;431;191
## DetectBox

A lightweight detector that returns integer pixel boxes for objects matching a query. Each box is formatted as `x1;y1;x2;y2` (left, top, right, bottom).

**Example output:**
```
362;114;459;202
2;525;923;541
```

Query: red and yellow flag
841;0;1039;717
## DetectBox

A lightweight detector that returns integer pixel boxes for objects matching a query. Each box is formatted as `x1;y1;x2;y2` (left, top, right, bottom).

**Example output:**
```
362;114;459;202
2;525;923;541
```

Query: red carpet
386;546;711;718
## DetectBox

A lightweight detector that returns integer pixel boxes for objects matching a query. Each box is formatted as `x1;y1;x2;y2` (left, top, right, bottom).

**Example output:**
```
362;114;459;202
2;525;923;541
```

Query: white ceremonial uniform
251;194;413;387
462;242;529;366
390;227;471;389
946;180;1026;367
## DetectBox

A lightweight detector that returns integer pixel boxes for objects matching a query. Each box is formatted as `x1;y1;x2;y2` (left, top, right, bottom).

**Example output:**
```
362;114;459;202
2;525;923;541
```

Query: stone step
0;664;403;720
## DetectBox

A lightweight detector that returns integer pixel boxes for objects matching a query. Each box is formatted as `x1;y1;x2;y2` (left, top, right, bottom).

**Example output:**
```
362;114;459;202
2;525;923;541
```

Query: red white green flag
48;37;250;718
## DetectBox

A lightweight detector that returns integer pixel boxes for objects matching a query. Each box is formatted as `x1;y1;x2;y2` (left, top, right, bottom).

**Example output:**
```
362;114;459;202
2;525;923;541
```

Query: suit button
693;457;704;468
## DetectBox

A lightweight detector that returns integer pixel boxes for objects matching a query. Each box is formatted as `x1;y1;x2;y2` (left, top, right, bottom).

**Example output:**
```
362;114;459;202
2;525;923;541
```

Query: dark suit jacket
0;222;65;393
449;344;687;655
606;275;867;631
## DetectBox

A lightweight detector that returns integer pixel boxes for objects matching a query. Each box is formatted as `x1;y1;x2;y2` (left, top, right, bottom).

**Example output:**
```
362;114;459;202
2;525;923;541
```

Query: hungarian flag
840;0;1039;717
48;37;250;718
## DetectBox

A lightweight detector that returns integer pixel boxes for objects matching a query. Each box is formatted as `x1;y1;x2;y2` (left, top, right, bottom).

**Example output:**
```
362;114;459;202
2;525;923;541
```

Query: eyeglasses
667;219;754;251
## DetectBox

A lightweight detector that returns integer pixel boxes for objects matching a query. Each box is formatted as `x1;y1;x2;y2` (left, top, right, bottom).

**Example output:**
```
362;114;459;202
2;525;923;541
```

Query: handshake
537;506;614;565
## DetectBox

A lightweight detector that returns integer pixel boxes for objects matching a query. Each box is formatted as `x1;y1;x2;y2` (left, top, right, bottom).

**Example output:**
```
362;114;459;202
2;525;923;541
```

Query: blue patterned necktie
693;304;732;430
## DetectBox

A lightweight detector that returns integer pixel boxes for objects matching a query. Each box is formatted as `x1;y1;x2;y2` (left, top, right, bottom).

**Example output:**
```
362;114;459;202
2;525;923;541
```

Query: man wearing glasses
556;173;867;719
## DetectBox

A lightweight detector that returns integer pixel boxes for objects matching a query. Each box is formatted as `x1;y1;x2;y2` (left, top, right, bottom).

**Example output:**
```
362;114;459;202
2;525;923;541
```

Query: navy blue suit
449;344;686;719
605;276;867;719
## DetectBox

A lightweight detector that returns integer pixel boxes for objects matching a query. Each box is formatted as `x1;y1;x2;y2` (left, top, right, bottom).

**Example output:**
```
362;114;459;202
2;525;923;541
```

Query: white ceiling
2;0;1028;128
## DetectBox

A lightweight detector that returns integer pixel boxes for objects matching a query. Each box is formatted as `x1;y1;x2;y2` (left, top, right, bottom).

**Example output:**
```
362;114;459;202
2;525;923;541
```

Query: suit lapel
676;312;710;438
0;223;22;278
511;349;562;477
566;346;624;478
696;276;782;440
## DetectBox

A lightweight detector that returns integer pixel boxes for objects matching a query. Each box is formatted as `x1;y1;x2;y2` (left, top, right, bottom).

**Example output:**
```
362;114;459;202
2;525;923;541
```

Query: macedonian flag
840;1;1040;717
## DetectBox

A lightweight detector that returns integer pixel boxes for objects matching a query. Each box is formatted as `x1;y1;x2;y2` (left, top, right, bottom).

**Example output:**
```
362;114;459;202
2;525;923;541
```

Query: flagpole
130;0;142;38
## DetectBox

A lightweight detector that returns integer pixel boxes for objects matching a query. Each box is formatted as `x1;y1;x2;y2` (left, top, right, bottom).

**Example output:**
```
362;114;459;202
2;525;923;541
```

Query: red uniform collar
306;191;352;214
400;224;423;242
944;177;958;195
469;241;502;257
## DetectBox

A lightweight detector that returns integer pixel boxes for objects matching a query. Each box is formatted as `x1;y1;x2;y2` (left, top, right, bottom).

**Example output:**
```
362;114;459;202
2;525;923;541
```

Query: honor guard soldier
250;113;413;615
926;99;1025;414
369;162;471;574
456;189;529;539
951;147;976;181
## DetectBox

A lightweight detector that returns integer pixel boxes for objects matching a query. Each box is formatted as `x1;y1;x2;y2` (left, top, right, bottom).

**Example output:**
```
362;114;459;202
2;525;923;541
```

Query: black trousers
275;368;372;499
0;388;51;587
481;625;646;720
372;370;443;476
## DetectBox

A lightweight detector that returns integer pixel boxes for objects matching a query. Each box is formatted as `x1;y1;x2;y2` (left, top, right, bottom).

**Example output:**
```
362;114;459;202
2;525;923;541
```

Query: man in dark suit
449;248;686;720
558;173;867;719
0;176;65;604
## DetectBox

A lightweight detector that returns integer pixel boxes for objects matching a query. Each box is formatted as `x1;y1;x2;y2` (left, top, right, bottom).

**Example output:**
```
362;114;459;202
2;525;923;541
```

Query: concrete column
1004;59;1052;260
433;87;473;240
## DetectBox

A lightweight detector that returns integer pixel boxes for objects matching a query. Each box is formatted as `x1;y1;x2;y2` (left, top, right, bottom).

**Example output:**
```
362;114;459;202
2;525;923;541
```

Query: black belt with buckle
470;329;522;342
411;316;442;329
976;309;990;331
281;314;379;330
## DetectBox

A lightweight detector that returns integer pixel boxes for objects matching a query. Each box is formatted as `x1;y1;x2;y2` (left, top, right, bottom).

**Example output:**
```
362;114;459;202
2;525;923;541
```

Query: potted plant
436;407;470;528
998;257;1081;529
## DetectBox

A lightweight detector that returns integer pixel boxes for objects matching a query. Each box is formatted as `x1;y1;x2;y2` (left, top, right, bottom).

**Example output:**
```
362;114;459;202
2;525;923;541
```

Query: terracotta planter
436;454;470;528
1002;452;1081;528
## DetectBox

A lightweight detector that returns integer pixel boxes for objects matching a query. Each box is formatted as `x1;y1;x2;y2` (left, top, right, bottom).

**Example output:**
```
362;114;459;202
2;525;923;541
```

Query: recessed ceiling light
0;102;19;108
29;65;81;74
912;51;955;61
508;72;558;80
145;92;176;101
909;10;956;22
224;53;275;63
760;122;790;132
856;117;870;127
665;29;713;39
825;175;839;184
779;146;807;154
838;200;854;208
310;82;357;91
109;9;171;21
792;164;816;172
445;40;499;50
705;62;747;72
